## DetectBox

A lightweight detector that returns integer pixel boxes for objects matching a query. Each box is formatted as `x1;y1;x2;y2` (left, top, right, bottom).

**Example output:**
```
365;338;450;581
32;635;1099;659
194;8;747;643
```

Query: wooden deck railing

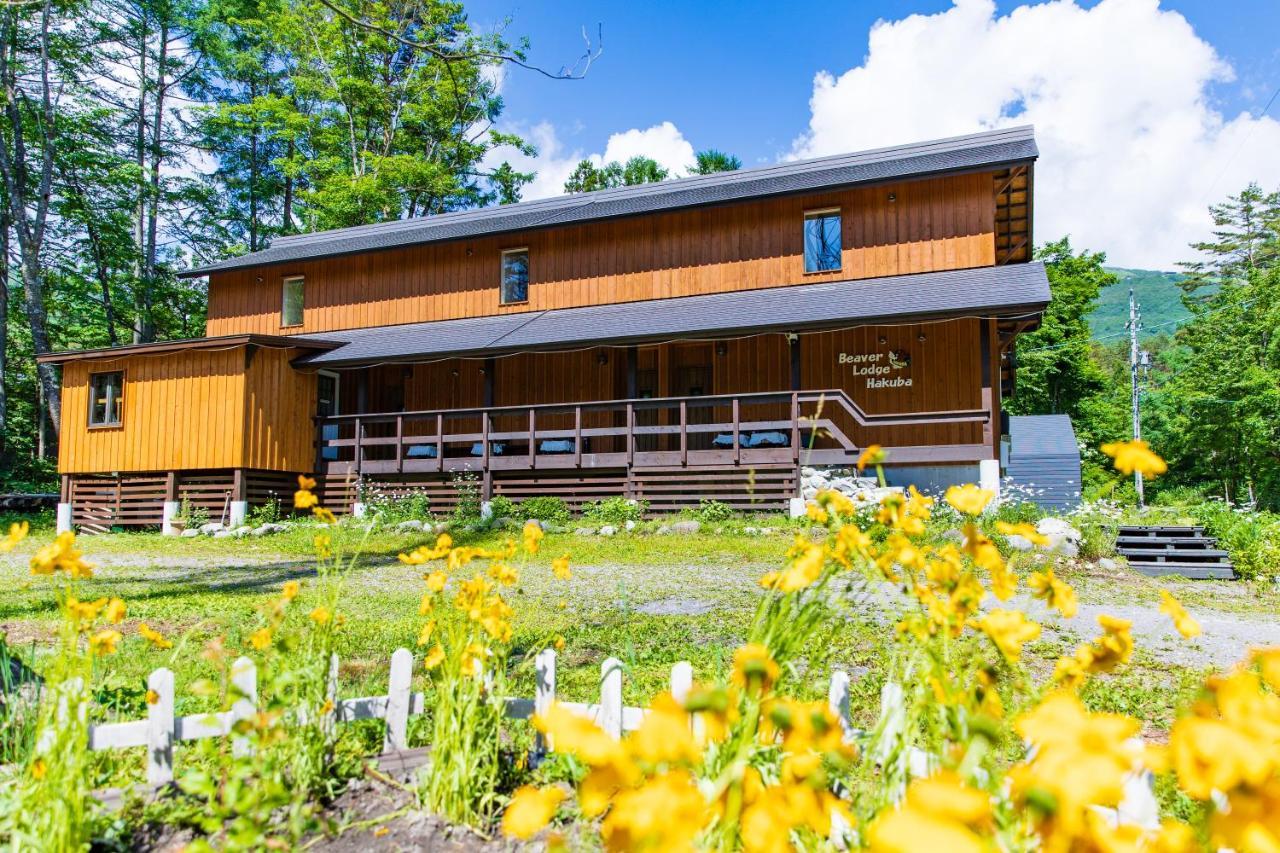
314;390;990;475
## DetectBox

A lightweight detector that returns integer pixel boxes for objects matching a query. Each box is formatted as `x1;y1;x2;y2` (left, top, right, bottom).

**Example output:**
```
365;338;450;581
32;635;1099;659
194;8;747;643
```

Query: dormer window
803;208;842;273
282;275;305;326
501;248;529;305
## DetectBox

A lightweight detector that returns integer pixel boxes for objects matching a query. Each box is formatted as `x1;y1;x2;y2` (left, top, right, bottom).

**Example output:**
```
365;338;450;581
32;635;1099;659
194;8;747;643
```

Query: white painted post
979;459;1001;501
533;649;556;757
828;670;852;742
599;657;623;739
670;661;702;739
146;668;175;786
383;648;413;752
229;657;257;758
161;501;181;535
322;653;339;740
229;501;248;528
56;502;73;534
352;501;367;519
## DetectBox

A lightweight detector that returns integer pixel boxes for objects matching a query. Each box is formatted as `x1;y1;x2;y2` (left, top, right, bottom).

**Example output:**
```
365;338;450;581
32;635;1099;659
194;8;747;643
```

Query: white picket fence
88;648;861;787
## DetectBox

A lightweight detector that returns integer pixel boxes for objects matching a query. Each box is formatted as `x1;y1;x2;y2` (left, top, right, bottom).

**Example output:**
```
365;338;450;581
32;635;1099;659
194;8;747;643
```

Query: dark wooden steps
1114;525;1235;580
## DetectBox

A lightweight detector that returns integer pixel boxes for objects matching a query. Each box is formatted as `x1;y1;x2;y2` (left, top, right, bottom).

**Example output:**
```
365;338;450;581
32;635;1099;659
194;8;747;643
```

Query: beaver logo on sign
887;350;910;370
837;349;913;389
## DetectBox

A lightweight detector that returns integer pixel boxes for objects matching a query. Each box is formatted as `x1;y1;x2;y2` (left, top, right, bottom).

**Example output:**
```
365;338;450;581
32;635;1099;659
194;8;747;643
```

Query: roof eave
37;333;344;365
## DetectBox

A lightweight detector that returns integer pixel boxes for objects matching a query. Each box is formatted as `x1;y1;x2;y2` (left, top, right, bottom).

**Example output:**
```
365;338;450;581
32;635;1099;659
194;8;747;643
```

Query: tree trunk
132;10;148;344
139;19;168;343
0;208;8;458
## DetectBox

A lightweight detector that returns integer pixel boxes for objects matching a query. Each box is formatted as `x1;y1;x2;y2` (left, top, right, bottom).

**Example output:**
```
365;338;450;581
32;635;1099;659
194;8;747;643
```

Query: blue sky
468;1;1280;269
472;0;1280;168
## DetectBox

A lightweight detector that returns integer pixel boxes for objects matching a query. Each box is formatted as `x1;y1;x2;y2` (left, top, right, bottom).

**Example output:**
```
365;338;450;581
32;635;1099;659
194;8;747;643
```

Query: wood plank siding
59;345;316;474
205;172;998;337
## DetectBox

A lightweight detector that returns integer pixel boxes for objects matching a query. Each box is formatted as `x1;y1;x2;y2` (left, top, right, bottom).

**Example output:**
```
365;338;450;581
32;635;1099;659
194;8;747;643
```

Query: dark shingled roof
296;261;1051;367
183;126;1037;278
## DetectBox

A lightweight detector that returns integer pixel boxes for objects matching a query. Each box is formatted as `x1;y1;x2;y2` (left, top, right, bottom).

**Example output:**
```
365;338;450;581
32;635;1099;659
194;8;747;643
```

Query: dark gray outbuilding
1005;415;1083;511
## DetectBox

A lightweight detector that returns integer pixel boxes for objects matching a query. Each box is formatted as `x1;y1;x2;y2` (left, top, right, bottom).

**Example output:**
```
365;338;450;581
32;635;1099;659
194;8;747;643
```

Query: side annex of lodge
41;126;1049;531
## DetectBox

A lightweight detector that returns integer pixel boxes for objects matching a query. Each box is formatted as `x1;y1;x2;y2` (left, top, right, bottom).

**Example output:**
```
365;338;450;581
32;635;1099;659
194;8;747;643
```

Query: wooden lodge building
43;126;1048;531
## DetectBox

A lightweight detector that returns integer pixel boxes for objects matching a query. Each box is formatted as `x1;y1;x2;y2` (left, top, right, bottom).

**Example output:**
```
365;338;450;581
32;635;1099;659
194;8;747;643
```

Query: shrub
450;471;482;523
364;489;431;525
485;494;518;521
248;498;284;527
517;496;571;526
175;496;209;528
692;499;735;524
1189;499;1280;581
581;496;646;525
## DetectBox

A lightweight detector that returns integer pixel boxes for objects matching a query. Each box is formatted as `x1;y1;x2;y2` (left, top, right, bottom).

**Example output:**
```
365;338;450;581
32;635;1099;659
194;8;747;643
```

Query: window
282;276;305;326
88;371;124;427
500;248;529;304
803;209;842;273
316;371;340;417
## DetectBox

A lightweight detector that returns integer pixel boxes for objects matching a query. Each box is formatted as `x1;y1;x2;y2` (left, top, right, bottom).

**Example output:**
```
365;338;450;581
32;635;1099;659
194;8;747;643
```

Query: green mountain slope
1089;267;1192;341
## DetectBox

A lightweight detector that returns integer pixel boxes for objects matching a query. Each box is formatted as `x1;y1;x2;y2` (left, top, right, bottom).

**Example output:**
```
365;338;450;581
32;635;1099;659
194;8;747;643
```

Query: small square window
88;371;124;427
500;248;529;304
803;209;842;273
282;276;305;326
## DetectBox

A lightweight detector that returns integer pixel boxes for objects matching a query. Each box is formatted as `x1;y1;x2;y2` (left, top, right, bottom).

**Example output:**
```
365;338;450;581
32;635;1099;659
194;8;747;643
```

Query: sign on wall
838;350;913;389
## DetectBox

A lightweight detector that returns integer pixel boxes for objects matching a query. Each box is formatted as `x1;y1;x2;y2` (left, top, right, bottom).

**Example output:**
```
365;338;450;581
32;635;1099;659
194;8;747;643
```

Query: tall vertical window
803;209;842;273
500;248;529;304
88;371;124;427
282;275;305;326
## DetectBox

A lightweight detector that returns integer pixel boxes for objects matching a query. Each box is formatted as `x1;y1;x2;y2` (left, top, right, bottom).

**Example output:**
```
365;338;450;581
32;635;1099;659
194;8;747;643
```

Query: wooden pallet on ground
1114;525;1236;580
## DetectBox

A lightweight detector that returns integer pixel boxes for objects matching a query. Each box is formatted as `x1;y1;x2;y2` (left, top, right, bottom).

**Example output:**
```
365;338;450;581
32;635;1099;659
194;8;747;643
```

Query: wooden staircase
1115;525;1236;580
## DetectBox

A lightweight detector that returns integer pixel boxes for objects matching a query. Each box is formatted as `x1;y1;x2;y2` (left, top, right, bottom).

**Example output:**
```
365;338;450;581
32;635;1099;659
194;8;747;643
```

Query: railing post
790;392;801;464
230;657;257;758
599;657;623;739
679;400;688;467
384;648;413;753
481;411;490;471
732;398;741;465
528;408;536;469
574;407;583;467
353;417;363;474
435;413;444;470
146;667;175;786
395;415;404;474
626;403;634;467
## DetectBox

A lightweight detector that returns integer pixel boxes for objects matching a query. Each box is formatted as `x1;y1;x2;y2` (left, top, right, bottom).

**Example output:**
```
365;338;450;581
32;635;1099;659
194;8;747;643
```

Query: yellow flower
312;506;337;525
816;488;856;518
995;520;1049;546
0;520;29;552
30;531;93;578
868;772;991;853
600;770;707;852
1028;568;1079;618
533;702;626;767
248;627;272;650
856;443;885;472
294;488;318;509
554;635;565;650
731;643;779;694
298;474;317;491
945;484;994;516
423;643;445;670
89;629;122;655
30;758;46;780
423;570;448;593
488;562;519;586
502;785;565;840
67;596;108;622
281;580;301;601
103;597;127;624
552;554;571;580
138;622;173;649
461;642;489;677
805;501;829;525
1159;590;1202;639
416;620;435;646
1101;439;1167;477
145;689;160;705
309;606;332;625
775;541;827;591
973;609;1041;661
627;693;699;767
522;520;544;555
398;534;452;564
313;534;332;559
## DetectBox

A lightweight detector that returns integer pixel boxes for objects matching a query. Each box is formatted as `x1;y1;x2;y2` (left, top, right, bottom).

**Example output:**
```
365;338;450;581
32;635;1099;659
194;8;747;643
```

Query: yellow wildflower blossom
67;596;108;622
776;541;826;591
460;642;489;677
945;483;994;516
313;534;332;559
502;785;565;840
145;689;160;705
0;520;28;552
868;772;990;853
600;769;706;852
1028;568;1078;618
416;620;435;646
89;629;122;655
522;520;544;555
552;554;572;580
248;627;272;650
805;501;829;525
398;534;453;564
103;597;127;624
1101;439;1167;477
312;506;337;525
1159;590;1202;639
488;562;519;586
423;643;445;670
973;609;1041;661
294;473;318;509
816;488;856;518
731;643;779;694
138;622;173;649
856;444;885;472
30;531;94;578
423;570;448;593
281;580;300;601
995;520;1049;546
627;693;700;767
309;606;331;625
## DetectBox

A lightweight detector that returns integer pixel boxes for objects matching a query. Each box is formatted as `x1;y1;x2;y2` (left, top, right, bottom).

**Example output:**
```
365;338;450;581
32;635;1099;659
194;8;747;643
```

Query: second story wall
206;170;998;337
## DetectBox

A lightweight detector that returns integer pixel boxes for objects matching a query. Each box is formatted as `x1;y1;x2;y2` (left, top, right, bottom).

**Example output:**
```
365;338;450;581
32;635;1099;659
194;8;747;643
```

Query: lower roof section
297;262;1050;368
38;333;343;365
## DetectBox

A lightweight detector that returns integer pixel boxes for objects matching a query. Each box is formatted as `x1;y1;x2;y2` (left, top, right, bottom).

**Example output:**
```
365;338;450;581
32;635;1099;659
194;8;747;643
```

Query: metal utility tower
1128;288;1145;507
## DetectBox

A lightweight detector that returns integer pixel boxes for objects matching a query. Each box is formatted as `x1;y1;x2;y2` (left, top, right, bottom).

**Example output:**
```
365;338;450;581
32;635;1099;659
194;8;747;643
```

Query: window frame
87;370;125;429
281;275;305;327
499;247;530;306
802;207;843;274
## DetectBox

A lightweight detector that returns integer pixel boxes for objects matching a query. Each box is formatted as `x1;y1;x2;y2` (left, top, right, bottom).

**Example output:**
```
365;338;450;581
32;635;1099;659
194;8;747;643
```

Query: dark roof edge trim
37;333;343;364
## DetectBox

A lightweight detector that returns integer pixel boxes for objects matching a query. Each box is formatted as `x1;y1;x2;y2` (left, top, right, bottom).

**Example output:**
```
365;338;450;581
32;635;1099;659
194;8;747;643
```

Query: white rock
199;523;224;535
433;522;450;535
598;525;618;536
232;526;252;538
180;529;200;538
671;520;701;535
1037;517;1082;542
251;525;274;537
396;519;424;531
573;527;595;536
624;520;636;531
1007;534;1033;551
1098;557;1118;571
212;529;233;539
656;525;672;535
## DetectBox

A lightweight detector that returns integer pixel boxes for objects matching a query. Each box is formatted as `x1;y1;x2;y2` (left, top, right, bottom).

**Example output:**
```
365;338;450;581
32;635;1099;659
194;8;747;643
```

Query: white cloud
487;120;697;200
790;0;1280;269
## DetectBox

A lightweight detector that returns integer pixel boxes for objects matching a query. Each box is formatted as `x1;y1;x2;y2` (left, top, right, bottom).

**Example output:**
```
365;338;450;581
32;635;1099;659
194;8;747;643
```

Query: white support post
229;501;248;528
383;648;413;752
161;501;181;536
979;459;1001;500
146;668;175;786
229;657;258;758
534;649;556;757
352;501;367;519
322;653;339;740
56;502;73;534
670;661;702;740
828;670;852;742
599;657;623;739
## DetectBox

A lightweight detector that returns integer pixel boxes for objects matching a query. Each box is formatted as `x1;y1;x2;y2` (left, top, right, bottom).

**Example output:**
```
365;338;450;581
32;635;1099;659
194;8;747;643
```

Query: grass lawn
2;517;1275;789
